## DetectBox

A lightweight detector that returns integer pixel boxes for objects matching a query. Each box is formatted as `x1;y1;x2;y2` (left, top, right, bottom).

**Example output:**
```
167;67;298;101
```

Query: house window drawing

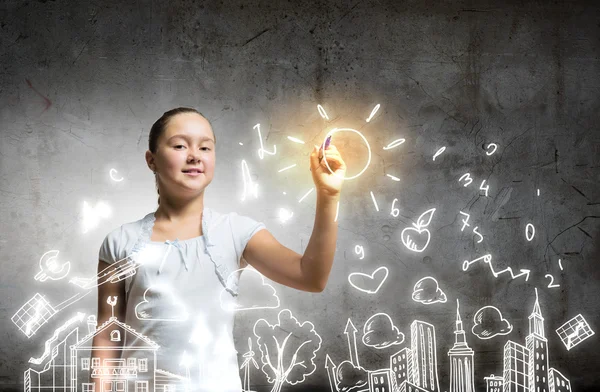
368;369;396;392
127;357;136;367
110;329;121;342
139;358;148;372
91;357;100;367
82;383;95;392
81;357;90;370
135;380;148;392
104;379;126;391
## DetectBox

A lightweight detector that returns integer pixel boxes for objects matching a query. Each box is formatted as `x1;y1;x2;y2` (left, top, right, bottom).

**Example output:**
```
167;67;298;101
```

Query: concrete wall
1;0;598;391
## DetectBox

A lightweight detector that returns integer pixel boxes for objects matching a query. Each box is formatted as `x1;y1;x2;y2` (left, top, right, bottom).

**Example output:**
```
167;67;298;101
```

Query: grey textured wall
1;0;599;391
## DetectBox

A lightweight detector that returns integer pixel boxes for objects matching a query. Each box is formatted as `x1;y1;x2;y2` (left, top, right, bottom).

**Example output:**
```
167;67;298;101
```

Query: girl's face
147;112;216;198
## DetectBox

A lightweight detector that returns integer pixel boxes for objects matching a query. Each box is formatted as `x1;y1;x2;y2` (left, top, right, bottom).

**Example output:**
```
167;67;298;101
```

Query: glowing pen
319;135;332;163
324;134;332;150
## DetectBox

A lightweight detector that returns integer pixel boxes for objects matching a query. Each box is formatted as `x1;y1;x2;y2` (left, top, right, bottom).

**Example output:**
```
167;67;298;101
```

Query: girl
91;107;346;392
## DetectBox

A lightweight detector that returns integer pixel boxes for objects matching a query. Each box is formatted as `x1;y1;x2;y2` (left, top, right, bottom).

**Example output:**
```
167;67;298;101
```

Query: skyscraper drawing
390;347;413;388
410;320;440;392
526;289;549;392
369;368;396;392
548;368;571;392
503;340;530;392
490;289;572;392
448;300;475;392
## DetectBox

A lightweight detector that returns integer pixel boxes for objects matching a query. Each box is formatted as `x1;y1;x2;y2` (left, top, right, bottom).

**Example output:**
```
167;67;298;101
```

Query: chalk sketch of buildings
526;289;549;392
410;320;441;392
486;289;572;392
484;374;503;392
503;341;530;392
366;319;441;392
369;368;397;391
24;302;189;392
390;348;413;389
327;316;442;392
71;312;160;392
24;314;85;392
548;368;571;392
448;300;475;392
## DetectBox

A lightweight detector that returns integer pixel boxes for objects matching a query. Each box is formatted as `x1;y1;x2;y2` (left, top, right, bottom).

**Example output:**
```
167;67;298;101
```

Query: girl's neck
155;196;205;223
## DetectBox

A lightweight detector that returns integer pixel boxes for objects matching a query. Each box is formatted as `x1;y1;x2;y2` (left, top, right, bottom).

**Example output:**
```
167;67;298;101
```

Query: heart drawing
401;208;436;253
348;266;389;294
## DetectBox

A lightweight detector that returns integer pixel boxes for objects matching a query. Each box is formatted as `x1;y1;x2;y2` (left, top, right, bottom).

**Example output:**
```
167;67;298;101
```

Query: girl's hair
149;107;216;205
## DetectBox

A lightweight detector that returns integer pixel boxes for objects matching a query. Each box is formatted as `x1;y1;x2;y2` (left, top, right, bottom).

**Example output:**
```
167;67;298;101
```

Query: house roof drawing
71;316;159;350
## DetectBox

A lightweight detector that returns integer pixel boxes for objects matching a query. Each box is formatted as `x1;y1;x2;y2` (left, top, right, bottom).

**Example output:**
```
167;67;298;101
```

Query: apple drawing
401;208;436;253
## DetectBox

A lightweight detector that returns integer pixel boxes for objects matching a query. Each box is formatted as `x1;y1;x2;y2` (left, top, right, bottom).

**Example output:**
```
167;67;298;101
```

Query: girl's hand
310;143;347;197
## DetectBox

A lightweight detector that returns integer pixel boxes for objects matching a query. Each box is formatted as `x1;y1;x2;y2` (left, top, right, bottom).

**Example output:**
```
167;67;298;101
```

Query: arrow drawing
462;254;530;282
344;319;360;368
325;354;339;392
29;312;86;365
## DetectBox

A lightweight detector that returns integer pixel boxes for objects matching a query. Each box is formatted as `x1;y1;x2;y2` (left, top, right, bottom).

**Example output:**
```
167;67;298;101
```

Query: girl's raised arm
242;142;346;292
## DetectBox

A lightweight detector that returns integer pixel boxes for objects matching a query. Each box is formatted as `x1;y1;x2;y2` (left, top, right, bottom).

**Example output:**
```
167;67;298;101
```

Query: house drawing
25;309;190;392
71;315;159;392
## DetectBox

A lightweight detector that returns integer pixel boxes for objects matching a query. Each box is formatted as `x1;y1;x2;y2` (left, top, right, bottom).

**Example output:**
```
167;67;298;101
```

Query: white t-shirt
98;208;266;392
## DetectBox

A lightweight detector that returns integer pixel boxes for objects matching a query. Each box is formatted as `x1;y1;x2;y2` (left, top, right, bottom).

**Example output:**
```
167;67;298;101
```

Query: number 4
479;180;489;197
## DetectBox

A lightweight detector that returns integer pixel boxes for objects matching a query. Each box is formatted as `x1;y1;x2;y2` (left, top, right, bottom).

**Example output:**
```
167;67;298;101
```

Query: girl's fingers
311;143;346;172
321;155;346;171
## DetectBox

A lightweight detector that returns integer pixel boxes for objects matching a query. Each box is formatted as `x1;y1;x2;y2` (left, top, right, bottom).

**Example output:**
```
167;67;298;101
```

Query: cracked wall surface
1;0;599;391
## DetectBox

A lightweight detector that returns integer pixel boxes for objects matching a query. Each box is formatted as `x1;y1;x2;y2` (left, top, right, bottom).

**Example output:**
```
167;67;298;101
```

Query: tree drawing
253;309;322;392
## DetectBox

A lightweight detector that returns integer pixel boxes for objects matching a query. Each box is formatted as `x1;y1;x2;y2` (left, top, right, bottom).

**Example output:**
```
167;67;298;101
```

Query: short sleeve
229;212;266;263
98;226;124;265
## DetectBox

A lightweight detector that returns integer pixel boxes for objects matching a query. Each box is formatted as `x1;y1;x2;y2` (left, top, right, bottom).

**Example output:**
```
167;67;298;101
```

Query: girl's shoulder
99;212;154;264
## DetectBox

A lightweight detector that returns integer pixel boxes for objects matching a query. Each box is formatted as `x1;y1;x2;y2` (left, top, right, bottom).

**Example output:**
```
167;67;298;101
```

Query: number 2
545;274;560;288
